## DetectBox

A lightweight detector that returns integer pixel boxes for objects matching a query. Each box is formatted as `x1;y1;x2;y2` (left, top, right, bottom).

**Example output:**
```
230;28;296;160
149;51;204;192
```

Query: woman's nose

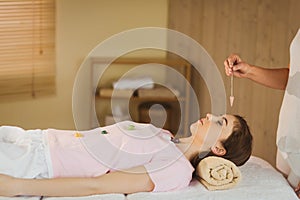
206;113;212;120
206;113;222;122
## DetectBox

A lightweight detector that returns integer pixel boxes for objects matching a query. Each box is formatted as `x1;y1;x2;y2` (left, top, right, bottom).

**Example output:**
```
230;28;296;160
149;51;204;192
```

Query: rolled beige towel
196;156;241;190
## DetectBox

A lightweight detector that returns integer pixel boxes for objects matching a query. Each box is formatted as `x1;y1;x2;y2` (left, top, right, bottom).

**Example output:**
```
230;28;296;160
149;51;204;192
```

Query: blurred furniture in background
90;57;192;136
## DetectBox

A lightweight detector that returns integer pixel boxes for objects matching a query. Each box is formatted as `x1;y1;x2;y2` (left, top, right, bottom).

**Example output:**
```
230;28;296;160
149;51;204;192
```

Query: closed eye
216;117;228;126
216;120;223;126
222;117;228;126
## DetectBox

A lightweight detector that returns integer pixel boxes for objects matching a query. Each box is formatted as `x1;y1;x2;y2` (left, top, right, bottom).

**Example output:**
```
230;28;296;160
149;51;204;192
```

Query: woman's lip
198;119;203;125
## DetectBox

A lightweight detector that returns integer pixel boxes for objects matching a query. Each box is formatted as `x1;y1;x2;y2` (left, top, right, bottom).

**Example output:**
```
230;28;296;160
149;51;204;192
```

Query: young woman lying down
0;113;252;197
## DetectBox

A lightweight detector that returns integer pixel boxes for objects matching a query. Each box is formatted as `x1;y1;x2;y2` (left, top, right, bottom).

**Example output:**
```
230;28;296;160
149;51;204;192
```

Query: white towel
113;76;154;89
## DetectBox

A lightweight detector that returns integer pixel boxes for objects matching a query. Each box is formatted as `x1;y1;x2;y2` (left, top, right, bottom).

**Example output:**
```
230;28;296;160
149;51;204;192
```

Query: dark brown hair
191;115;253;170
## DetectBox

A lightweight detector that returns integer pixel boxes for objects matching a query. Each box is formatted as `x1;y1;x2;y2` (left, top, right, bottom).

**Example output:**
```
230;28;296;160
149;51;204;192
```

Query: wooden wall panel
168;0;300;167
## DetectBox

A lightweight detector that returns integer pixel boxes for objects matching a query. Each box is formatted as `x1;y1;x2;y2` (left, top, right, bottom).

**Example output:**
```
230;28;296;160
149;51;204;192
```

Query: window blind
0;0;55;99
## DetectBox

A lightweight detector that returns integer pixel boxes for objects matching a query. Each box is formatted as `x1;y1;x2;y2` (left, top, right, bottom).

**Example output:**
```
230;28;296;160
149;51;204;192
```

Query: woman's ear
211;145;226;156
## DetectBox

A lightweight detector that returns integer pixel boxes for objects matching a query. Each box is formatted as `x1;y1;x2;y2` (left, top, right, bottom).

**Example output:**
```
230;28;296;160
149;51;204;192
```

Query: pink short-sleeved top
46;121;194;192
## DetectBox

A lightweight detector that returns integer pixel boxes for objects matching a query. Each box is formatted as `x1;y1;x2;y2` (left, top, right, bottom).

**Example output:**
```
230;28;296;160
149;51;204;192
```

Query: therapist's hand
224;54;252;78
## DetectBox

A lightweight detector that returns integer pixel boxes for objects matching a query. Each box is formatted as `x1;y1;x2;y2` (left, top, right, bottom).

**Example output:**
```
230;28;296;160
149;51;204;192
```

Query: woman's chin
190;123;198;135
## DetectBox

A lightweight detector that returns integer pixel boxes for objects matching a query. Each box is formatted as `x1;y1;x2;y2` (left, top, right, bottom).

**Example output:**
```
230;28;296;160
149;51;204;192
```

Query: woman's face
190;113;236;143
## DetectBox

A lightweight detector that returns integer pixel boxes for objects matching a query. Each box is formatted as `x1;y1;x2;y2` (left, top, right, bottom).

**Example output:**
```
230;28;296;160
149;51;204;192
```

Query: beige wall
0;0;168;129
168;0;300;167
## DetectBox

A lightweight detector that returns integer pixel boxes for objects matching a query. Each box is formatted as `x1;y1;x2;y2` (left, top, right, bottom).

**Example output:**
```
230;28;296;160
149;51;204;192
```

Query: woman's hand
224;54;252;78
295;182;300;198
0;174;18;197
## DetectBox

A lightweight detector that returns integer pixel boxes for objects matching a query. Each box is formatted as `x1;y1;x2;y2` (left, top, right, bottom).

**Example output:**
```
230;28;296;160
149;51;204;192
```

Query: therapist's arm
0;166;154;197
224;54;289;90
244;66;289;90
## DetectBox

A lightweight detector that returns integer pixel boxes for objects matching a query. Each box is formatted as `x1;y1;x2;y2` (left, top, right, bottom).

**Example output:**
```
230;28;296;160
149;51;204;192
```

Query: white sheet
0;126;50;179
43;194;125;200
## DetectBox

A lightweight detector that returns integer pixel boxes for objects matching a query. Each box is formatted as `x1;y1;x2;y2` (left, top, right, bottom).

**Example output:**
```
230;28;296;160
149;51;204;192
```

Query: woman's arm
224;54;289;90
0;166;154;197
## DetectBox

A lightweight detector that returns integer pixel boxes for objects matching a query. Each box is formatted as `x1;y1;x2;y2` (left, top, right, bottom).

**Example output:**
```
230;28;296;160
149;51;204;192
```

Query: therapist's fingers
224;60;232;76
231;62;251;78
224;54;242;76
